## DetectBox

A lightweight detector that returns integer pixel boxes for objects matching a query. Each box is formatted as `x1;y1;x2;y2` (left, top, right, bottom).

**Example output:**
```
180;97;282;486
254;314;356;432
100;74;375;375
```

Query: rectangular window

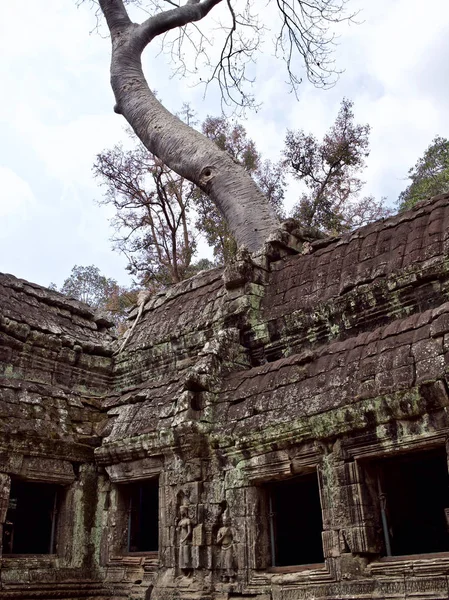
127;480;159;553
267;472;324;567
375;448;449;557
2;480;60;555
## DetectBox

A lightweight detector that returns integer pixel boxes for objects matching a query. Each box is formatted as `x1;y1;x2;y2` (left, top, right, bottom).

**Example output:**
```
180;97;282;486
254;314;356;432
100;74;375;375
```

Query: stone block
338;553;368;580
412;337;443;361
416;355;445;383
193;523;205;547
419;380;449;409
348;525;381;554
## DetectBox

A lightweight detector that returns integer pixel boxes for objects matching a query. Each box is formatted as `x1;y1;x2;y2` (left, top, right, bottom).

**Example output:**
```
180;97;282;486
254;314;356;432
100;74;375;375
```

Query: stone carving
177;503;193;573
0;473;11;524
0;474;11;557
216;513;235;582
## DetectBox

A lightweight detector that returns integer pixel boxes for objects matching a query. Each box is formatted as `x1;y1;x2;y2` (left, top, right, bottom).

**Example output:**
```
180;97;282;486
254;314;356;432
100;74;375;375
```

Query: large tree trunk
103;11;279;253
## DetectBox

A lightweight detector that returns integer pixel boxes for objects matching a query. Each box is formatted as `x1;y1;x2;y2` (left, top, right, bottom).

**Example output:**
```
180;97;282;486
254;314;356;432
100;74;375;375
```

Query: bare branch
275;0;358;91
93;140;200;286
135;0;223;51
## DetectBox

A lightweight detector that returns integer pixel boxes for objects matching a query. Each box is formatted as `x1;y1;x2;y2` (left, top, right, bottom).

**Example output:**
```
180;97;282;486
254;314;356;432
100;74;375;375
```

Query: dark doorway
378;448;449;556
2;480;59;554
127;480;159;552
268;472;324;566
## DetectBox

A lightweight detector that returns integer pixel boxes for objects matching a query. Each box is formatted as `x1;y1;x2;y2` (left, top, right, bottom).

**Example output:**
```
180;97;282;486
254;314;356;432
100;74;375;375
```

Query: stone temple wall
2;194;449;599
0;275;115;598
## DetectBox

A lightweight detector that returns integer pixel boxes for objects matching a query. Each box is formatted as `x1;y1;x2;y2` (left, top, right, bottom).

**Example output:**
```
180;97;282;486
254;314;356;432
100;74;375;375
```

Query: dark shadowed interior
2;480;59;554
128;480;159;552
269;473;324;566
379;448;449;556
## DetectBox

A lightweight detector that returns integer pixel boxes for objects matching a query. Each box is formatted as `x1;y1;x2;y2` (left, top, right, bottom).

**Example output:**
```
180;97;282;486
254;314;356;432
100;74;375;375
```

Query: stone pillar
0;473;11;558
319;453;383;580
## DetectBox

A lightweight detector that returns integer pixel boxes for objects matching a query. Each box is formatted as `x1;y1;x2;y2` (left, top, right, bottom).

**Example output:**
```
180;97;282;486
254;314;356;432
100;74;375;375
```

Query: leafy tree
284;98;391;233
103;286;140;330
83;0;356;252
52;265;137;327
93;105;222;286
184;257;216;278
398;136;449;211
59;265;118;307
94;142;198;286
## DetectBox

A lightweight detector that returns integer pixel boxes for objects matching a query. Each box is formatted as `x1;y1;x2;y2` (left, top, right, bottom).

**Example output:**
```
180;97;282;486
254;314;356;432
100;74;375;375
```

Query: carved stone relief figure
216;513;235;582
0;474;11;557
177;503;193;574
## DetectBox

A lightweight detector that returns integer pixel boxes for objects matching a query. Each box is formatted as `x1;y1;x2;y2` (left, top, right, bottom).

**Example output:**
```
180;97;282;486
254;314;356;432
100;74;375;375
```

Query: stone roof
256;193;449;361
3;193;449;457
265;193;449;318
0;272;115;349
0;272;115;451
112;266;225;389
208;193;449;452
217;302;449;440
96;193;449;462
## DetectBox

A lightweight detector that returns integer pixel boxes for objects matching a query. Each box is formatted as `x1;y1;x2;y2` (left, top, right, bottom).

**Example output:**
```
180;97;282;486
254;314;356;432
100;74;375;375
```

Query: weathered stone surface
2;194;449;599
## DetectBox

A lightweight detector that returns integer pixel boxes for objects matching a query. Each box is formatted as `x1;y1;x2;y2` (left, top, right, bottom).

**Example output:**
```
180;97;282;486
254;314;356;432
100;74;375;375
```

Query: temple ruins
2;194;449;599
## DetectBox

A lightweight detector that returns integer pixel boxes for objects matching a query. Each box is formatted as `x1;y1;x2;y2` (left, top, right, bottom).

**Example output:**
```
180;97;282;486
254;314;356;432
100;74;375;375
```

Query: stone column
0;473;11;558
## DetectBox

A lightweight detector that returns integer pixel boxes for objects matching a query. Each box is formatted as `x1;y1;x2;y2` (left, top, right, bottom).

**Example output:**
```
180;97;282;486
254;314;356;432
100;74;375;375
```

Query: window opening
2;480;59;554
267;472;324;567
127;480;159;552
376;448;449;556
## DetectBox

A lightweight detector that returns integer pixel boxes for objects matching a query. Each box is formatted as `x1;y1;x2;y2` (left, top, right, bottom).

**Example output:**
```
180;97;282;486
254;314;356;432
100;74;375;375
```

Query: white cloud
0;167;36;222
12;105;125;183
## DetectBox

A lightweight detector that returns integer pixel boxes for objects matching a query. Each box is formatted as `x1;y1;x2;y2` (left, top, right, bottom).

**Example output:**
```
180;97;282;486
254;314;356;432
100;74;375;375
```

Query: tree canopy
51;265;137;327
284;98;390;233
94;111;284;280
94;141;198;286
58;264;118;307
398;136;449;211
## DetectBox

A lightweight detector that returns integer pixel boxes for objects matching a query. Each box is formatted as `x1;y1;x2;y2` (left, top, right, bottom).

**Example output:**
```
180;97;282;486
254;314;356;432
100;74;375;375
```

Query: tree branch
135;0;223;51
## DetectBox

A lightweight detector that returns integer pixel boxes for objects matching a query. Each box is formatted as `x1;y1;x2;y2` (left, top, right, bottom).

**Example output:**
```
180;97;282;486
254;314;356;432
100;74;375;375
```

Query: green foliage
202;117;259;172
398;136;449;211
94;100;389;284
104;287;139;329
285;98;390;233
184;258;216;279
59;265;118;307
96;110;286;275
55;265;137;328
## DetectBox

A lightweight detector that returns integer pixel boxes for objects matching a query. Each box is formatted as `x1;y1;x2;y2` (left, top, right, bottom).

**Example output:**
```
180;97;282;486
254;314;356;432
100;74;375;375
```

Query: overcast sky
1;0;448;289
